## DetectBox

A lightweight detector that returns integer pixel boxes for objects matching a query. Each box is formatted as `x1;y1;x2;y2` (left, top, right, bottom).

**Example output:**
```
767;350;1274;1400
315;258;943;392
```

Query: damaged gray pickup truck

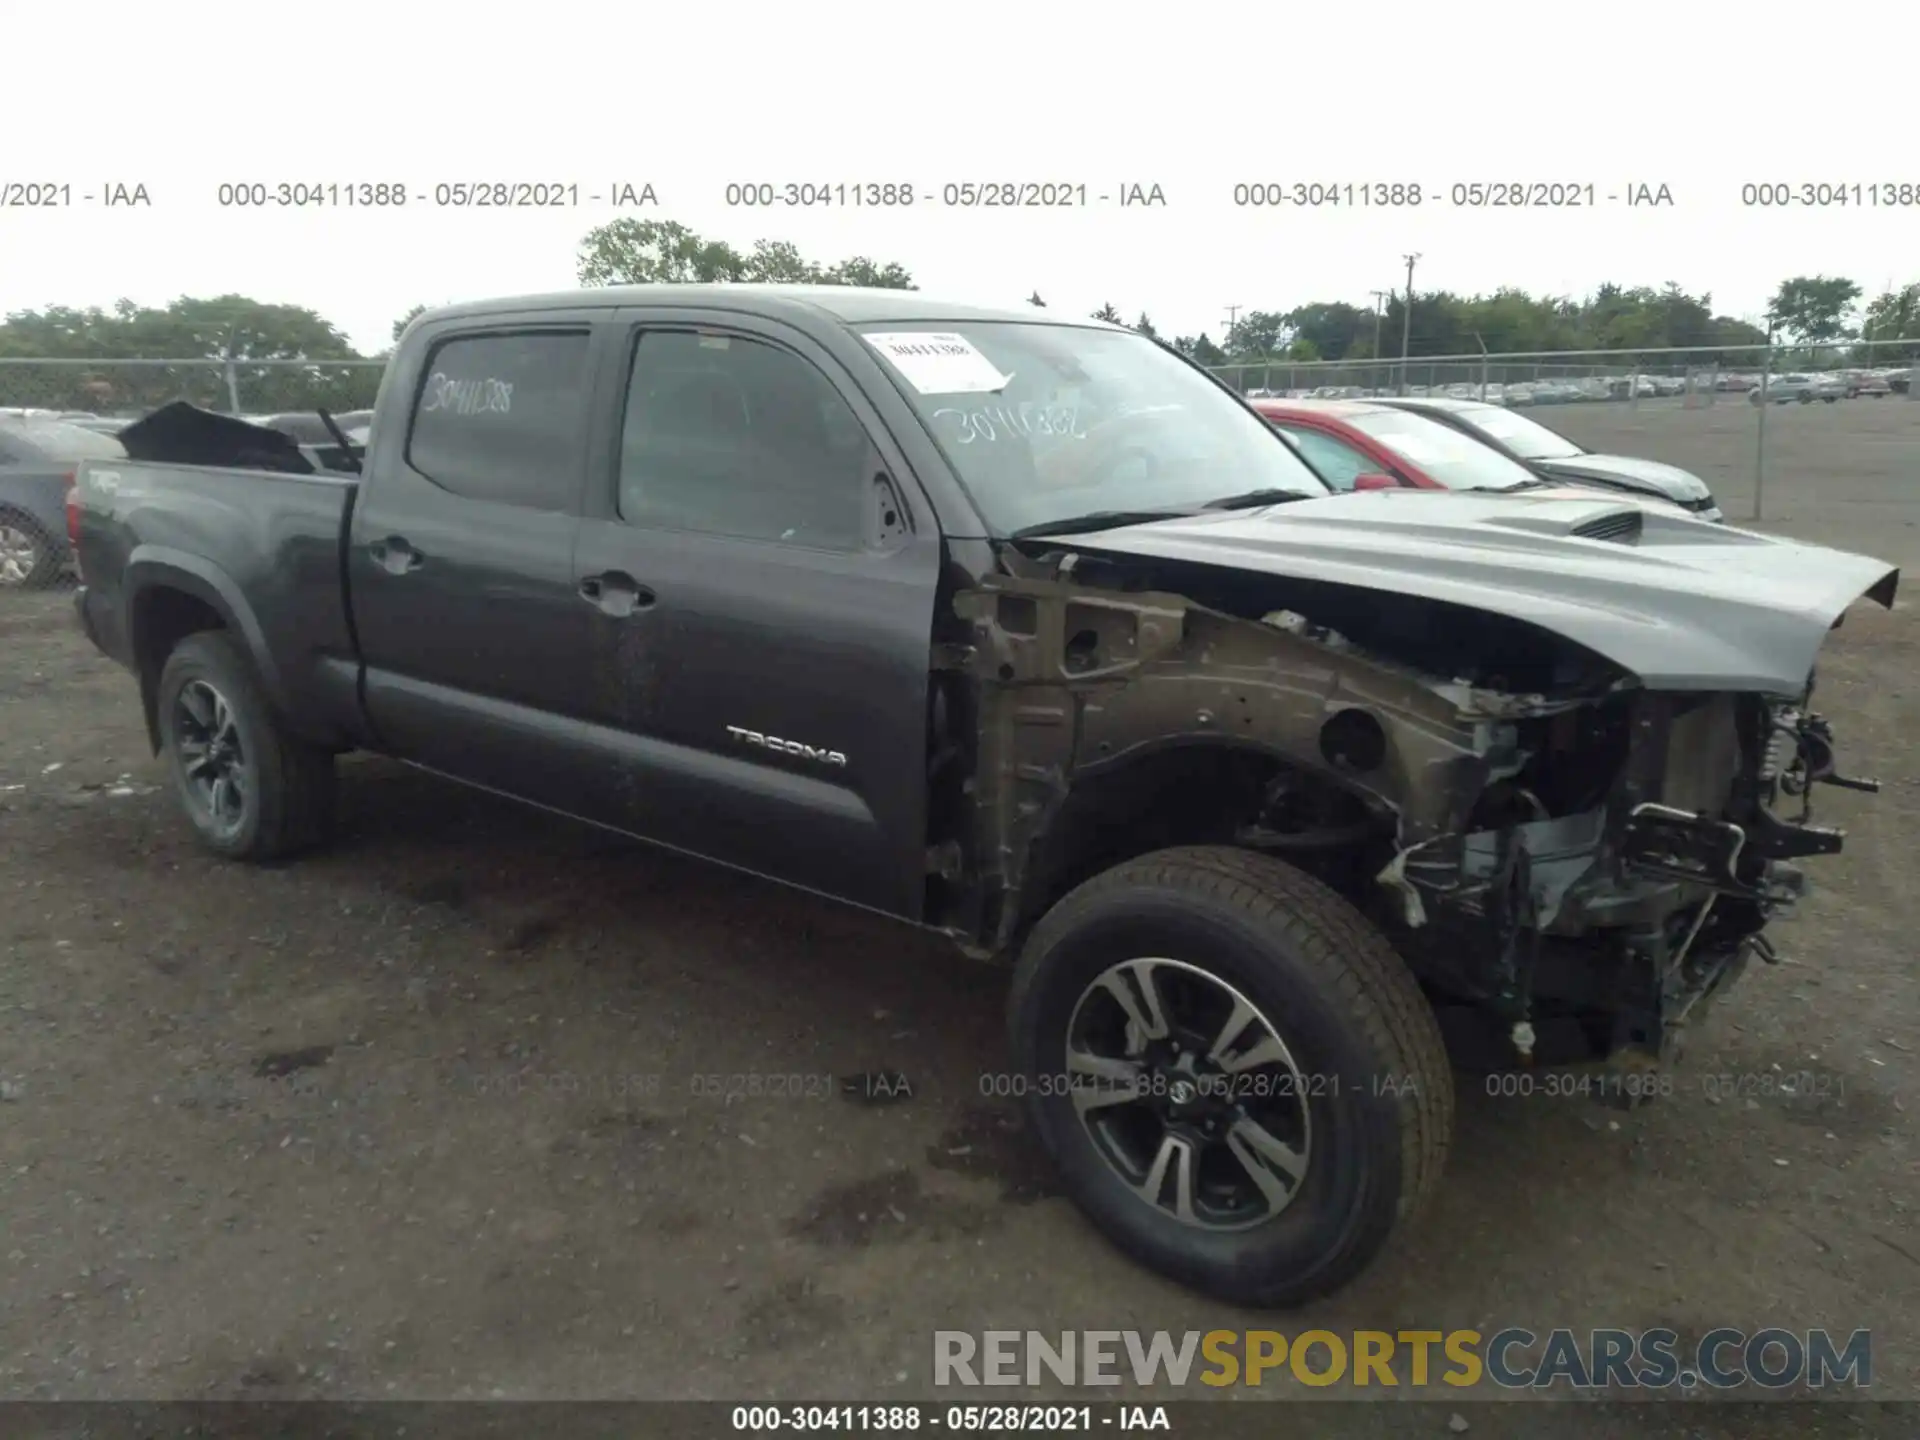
70;287;1898;1308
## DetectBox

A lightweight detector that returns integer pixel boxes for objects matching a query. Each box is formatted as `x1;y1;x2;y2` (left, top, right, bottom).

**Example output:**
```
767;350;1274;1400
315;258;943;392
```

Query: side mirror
1352;473;1399;492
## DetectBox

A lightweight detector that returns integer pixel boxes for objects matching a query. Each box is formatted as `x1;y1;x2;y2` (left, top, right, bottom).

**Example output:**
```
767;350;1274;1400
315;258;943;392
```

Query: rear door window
406;330;591;511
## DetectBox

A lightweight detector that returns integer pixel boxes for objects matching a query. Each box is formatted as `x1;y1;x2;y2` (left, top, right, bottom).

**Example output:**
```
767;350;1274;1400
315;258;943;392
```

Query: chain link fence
4;340;1918;595
1209;338;1920;529
1207;338;1920;404
0;358;387;592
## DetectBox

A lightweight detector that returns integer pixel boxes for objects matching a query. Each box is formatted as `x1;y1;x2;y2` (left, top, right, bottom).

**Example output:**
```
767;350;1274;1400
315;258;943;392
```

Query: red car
1249;397;1669;507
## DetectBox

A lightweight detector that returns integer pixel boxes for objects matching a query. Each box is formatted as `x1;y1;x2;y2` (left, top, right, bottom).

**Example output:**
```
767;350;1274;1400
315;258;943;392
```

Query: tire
0;511;61;588
155;631;336;861
1007;845;1453;1308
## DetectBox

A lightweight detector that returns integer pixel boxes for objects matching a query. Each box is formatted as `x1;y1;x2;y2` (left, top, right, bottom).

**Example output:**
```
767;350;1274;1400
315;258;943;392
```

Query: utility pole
1395;255;1420;395
1367;290;1390;358
1399;255;1419;360
1223;304;1242;340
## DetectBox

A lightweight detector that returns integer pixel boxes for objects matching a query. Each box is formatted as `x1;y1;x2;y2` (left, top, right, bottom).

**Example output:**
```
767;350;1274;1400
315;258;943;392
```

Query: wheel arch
1005;737;1393;954
125;549;289;754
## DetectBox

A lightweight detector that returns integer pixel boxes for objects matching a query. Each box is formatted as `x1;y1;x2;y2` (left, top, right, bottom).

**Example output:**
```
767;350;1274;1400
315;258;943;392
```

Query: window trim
610;322;887;555
401;324;594;512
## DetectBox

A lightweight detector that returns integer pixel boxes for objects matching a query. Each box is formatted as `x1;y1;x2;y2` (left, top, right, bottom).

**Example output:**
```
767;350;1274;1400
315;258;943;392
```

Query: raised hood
1533;452;1713;503
1040;489;1898;693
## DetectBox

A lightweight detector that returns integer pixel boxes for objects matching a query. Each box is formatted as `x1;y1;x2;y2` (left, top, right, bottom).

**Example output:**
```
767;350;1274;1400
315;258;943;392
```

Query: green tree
1860;283;1920;360
824;257;915;289
392;304;428;342
1223;311;1289;360
1134;313;1158;339
1766;275;1862;344
1173;333;1227;366
1091;303;1123;324
576;218;746;284
0;295;368;412
1028;292;1047;307
574;218;914;290
1281;302;1373;361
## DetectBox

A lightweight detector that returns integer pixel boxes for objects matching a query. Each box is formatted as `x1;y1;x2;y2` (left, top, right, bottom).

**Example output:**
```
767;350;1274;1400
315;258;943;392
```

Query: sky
5;2;1918;357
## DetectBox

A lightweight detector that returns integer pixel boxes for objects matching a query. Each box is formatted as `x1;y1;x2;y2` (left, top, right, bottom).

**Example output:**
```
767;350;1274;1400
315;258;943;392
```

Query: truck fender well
952;574;1532;953
125;550;292;749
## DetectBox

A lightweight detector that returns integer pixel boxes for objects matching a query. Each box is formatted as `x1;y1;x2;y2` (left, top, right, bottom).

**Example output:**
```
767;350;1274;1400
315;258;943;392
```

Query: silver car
1751;373;1844;404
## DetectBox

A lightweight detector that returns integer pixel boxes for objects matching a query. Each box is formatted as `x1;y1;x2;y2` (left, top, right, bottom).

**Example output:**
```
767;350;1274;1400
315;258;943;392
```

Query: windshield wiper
1201;487;1320;510
1010;508;1199;539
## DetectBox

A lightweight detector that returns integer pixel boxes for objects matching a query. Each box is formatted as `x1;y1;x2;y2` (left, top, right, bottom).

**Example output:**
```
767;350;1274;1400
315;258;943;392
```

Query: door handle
368;537;423;575
579;571;655;618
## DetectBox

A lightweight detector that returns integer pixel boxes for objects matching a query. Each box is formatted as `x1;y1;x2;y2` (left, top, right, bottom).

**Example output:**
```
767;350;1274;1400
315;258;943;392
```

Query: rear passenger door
349;319;608;814
569;311;943;919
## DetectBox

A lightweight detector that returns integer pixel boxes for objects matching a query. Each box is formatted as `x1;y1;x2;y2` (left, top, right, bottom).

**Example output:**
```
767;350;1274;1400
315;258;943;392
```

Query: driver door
567;310;944;919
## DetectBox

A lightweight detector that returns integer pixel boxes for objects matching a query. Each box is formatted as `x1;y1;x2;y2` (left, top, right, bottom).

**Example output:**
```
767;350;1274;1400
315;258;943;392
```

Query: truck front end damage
945;541;1893;1078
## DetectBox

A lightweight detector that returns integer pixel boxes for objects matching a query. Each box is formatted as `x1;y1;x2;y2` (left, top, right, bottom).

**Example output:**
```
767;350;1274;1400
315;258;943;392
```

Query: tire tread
1010;843;1453;1304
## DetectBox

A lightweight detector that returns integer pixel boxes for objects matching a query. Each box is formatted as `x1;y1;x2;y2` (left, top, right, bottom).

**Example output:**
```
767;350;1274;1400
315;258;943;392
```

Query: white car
1751;374;1843;405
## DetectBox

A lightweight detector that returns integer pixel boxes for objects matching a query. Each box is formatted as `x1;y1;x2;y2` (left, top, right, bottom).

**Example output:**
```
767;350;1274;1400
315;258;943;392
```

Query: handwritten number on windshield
934;403;1087;444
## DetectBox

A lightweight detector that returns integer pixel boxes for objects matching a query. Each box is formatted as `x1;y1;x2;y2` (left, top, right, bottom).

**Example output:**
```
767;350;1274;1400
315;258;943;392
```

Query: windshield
1449;405;1583;461
1347;411;1543;492
858;321;1328;533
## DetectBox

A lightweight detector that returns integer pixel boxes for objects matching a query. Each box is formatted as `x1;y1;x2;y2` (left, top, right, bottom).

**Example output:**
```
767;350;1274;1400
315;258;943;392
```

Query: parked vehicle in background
1252;399;1644;504
1371;396;1723;521
1844;372;1892;399
0;416;127;586
1714;373;1759;392
1889;369;1911;395
1752;374;1838;405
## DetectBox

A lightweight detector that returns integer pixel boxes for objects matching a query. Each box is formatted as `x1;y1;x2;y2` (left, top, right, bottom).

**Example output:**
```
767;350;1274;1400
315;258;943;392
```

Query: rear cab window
405;330;591;511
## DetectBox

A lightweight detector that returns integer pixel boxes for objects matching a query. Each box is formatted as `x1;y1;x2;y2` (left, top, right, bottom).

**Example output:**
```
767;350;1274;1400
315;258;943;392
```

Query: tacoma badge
726;725;848;768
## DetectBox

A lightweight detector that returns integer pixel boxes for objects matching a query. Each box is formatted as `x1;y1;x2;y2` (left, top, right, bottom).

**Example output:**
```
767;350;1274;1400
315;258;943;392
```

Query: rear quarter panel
75;460;366;747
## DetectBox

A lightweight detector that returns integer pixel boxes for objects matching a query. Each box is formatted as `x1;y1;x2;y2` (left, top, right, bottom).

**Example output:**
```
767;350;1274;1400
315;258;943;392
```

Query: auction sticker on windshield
865;332;1014;394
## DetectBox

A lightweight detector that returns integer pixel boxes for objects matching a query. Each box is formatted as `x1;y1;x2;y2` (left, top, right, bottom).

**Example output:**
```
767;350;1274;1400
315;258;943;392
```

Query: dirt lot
2;408;1916;1436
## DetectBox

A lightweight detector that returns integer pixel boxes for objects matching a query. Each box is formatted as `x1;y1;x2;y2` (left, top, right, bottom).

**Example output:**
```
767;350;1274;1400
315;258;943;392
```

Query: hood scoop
1569;509;1644;545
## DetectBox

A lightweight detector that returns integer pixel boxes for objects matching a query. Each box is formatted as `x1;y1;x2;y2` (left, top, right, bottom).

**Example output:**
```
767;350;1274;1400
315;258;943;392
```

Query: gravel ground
1;414;1916;1433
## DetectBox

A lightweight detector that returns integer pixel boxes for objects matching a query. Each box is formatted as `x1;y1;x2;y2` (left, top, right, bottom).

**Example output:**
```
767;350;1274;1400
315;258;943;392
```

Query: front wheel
1007;846;1453;1308
156;631;336;861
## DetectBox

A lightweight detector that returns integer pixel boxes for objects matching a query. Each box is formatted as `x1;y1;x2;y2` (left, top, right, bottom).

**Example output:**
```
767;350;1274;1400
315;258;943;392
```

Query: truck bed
72;459;369;750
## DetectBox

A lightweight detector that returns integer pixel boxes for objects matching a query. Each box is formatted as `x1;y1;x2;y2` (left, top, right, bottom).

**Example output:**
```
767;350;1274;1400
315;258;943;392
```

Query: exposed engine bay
935;544;1889;1076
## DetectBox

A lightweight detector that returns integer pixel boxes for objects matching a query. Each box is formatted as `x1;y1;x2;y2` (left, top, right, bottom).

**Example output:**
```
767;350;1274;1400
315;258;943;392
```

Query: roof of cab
417;284;1124;331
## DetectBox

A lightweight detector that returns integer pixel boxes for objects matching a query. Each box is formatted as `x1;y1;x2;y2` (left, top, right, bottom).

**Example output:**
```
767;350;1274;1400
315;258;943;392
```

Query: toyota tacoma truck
70;286;1897;1309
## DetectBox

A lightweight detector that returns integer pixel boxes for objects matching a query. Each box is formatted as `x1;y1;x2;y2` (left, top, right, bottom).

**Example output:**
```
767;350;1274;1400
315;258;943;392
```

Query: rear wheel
156;632;336;861
1007;845;1452;1308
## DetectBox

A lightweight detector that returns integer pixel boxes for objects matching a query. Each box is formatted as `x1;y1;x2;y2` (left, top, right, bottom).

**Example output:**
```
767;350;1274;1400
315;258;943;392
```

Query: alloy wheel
173;680;252;837
1065;957;1313;1231
0;524;42;586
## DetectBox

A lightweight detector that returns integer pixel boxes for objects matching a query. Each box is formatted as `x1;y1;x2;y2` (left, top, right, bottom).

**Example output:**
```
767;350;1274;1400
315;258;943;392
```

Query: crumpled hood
1042;489;1898;693
1533;452;1713;503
